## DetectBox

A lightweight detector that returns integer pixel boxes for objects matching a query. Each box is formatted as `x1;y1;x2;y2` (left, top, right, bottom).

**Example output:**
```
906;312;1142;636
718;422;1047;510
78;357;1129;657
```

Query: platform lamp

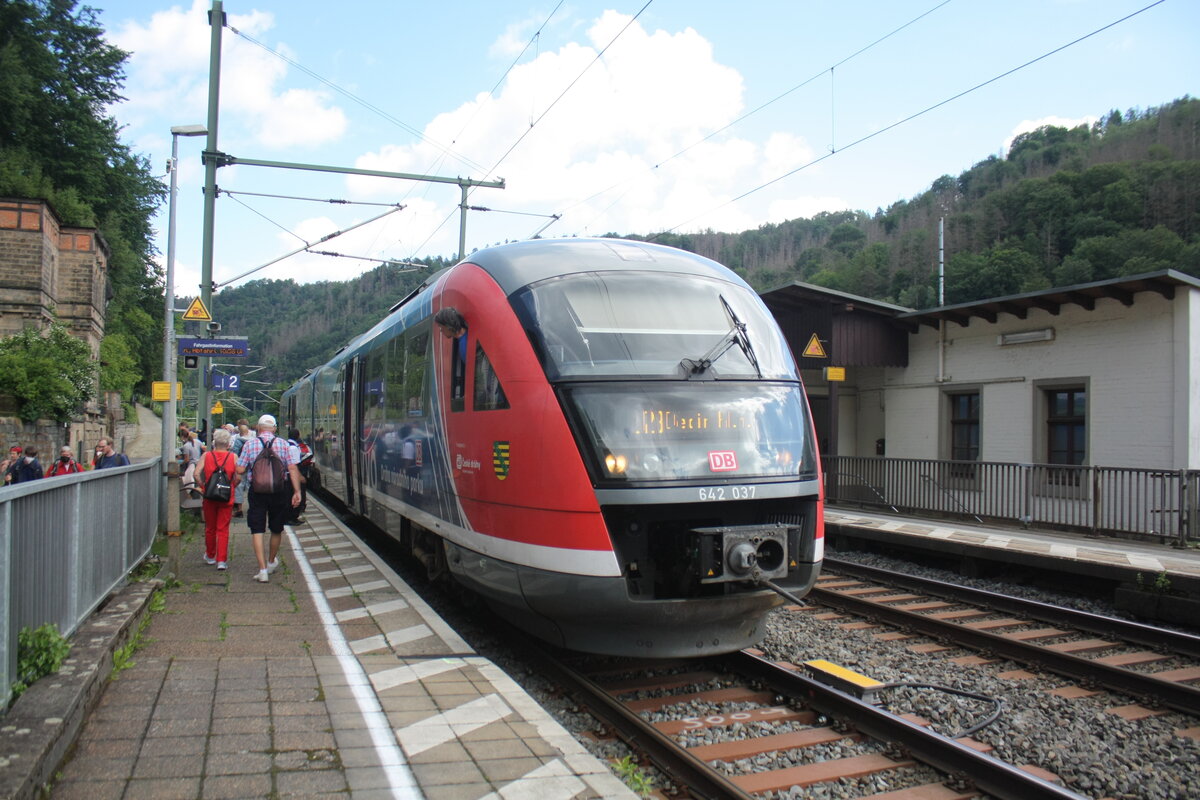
160;124;207;526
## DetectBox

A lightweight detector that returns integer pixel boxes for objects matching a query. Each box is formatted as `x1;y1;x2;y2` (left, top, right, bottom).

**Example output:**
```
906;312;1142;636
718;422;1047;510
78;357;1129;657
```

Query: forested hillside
645;97;1199;307
208;97;1199;387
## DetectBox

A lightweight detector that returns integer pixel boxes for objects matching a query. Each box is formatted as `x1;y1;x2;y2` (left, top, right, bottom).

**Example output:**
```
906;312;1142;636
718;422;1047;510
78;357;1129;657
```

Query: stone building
0;197;111;455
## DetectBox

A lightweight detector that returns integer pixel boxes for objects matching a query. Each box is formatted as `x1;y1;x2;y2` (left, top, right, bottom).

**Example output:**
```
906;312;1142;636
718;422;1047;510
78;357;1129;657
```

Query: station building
762;270;1200;537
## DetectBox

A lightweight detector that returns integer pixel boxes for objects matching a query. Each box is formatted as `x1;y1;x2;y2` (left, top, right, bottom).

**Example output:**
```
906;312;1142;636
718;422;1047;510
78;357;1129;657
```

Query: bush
0;323;95;422
10;622;71;700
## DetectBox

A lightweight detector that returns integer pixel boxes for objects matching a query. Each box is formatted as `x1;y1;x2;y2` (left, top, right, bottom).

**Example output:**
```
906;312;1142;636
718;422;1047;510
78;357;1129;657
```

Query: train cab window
473;344;509;411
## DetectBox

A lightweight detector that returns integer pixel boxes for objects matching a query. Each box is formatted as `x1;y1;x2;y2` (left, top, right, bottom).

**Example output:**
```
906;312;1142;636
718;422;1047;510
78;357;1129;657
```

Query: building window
1046;388;1086;466
949;392;980;462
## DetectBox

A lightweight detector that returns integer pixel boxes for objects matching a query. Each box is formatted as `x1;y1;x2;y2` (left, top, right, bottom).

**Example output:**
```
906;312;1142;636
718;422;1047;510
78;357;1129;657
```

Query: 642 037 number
698;486;756;501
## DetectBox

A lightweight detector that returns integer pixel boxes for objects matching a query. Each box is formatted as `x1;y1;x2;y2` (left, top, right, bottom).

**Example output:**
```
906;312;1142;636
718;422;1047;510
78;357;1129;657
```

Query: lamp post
161;124;207;527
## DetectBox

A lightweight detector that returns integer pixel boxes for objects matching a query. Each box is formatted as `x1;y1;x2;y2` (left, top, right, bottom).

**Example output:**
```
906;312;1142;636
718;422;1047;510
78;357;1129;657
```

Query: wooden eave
897;269;1196;330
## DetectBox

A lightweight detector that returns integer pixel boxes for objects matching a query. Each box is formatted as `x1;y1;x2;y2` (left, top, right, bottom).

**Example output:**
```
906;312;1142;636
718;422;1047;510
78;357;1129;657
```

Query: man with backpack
235;414;301;583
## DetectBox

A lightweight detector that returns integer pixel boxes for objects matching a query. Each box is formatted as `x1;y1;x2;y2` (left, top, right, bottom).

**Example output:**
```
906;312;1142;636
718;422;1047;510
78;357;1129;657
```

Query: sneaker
267;558;280;574
254;569;269;583
203;555;217;565
292;516;306;525
216;562;227;571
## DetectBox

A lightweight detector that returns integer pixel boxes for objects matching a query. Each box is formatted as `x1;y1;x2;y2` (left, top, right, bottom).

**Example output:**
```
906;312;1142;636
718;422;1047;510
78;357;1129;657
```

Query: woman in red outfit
46;445;85;476
195;428;239;570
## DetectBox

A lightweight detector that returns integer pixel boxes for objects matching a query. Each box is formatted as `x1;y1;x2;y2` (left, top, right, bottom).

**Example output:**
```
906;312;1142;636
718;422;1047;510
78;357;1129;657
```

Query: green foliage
10;622;70;700
628;97;1200;311
0;323;95;422
612;755;655;797
99;332;139;397
0;0;165;402
1135;571;1173;595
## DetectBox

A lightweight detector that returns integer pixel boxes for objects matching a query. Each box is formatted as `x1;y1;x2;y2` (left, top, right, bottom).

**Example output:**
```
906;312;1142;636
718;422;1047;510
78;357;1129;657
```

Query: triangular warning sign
802;333;827;358
182;296;212;321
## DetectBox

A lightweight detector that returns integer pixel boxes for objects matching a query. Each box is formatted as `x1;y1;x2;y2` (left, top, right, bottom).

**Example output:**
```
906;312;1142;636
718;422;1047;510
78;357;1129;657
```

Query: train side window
473;344;509;411
448;328;467;412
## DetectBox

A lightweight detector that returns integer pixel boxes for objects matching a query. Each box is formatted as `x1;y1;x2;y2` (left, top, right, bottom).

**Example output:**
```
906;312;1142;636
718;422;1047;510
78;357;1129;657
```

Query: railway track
526;643;1087;800
812;557;1200;717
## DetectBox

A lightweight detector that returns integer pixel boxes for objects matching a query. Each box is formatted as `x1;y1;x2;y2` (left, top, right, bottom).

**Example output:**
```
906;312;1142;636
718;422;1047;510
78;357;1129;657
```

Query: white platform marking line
285;530;419;799
1128;554;1166;571
325;579;390;599
386;625;434;647
335;599;409;622
478;759;585;800
370;659;466;693
1049;543;1078;558
349;634;388;655
395;694;512;756
317;563;375;580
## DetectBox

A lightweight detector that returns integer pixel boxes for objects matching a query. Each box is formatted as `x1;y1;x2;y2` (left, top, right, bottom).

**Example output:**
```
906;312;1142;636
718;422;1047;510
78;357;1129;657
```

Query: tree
0;324;95;422
0;0;164;398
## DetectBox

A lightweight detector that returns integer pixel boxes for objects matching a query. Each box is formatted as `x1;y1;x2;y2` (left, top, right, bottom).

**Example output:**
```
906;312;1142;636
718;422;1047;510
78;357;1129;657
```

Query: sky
98;0;1198;300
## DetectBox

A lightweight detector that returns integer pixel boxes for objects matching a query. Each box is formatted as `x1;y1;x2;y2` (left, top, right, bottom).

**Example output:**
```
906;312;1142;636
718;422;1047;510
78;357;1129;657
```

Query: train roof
465;237;750;296
291;238;751;382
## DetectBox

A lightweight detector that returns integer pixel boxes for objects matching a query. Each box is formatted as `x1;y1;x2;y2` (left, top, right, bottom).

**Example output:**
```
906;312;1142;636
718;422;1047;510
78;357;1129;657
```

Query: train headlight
604;452;628;474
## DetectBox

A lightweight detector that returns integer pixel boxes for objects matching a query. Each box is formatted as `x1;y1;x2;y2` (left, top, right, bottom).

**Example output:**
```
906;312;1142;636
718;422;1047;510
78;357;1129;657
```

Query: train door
352;356;370;516
341;359;356;508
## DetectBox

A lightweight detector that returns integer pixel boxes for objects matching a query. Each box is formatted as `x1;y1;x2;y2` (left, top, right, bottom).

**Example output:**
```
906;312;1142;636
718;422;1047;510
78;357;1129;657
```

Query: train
281;237;824;657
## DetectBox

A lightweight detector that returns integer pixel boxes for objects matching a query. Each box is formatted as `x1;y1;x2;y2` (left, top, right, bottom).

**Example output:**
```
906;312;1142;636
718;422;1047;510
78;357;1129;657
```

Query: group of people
1;438;129;485
193;414;313;583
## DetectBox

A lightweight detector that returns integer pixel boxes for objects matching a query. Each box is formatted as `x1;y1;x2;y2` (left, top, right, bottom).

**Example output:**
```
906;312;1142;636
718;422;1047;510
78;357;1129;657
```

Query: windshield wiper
681;295;762;378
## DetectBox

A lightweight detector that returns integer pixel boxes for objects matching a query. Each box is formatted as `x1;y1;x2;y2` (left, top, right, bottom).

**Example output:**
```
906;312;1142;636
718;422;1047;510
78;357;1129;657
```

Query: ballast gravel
395;536;1200;800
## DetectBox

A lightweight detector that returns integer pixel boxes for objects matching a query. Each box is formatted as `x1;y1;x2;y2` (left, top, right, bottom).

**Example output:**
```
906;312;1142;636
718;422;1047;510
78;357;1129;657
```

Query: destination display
178;337;249;357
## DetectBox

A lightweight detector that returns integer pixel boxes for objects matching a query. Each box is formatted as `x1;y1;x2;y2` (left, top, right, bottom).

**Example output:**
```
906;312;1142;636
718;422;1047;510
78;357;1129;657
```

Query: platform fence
0;459;161;711
824;456;1198;544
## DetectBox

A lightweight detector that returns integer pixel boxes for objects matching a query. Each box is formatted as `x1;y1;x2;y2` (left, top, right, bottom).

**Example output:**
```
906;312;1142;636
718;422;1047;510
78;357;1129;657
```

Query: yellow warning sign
182;296;212;321
211;401;224;415
151;381;183;402
802;333;827;358
824;366;846;382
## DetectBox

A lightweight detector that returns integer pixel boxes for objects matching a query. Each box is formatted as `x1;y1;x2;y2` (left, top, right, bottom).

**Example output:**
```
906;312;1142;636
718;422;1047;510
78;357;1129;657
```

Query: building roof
896;269;1200;330
760;281;913;317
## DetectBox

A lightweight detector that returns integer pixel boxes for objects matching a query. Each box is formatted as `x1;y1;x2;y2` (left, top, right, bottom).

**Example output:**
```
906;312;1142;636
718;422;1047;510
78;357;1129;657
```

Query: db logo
708;451;738;472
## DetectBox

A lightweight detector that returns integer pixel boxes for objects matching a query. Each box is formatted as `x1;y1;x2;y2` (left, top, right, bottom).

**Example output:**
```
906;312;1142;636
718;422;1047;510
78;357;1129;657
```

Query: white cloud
111;0;345;150
346;11;764;249
1003;114;1098;155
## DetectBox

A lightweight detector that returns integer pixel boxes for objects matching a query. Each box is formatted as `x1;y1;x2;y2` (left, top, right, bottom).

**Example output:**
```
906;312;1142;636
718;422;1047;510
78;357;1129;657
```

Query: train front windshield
512;271;794;380
513;271;816;485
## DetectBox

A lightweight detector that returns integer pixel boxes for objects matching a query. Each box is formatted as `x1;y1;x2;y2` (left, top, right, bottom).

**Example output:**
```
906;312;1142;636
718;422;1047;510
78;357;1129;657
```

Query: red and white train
282;238;823;657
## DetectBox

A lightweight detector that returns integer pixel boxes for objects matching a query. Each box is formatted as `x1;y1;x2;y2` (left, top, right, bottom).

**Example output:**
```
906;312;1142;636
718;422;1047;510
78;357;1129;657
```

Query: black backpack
251;436;289;494
202;452;233;502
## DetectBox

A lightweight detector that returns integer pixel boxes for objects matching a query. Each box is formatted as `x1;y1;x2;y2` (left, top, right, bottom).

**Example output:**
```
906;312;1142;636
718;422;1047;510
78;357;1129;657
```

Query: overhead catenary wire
228;25;487;176
406;1;654;259
651;0;1167;239
562;0;956;229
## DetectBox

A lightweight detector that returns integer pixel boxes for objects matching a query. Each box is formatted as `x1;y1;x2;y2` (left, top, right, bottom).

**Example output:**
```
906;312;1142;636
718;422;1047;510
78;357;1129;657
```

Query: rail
0;459;161;710
824;456;1198;544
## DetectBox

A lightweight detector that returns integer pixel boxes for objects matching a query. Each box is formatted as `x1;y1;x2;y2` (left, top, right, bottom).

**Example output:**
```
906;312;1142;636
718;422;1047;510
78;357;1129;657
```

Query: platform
825;507;1200;624
36;499;634;800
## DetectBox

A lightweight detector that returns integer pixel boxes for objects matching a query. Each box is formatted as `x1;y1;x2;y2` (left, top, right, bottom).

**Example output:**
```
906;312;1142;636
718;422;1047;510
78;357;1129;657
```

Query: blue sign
211;373;240;391
178;337;249;357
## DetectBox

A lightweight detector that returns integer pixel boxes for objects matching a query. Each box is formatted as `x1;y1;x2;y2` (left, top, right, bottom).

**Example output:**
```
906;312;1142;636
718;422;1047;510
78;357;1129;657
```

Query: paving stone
197;772;273;799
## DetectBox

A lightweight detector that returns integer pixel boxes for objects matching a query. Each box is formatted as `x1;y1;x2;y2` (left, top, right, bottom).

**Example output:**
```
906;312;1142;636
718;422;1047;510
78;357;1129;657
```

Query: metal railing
0;459;161;710
824;456;1197;544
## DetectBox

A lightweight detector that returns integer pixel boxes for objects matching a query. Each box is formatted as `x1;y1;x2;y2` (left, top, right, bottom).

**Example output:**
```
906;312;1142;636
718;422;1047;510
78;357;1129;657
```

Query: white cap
257;414;277;428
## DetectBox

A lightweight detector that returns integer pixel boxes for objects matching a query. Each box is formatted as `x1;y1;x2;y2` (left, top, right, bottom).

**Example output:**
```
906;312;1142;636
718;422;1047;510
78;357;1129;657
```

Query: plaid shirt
236;432;297;481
